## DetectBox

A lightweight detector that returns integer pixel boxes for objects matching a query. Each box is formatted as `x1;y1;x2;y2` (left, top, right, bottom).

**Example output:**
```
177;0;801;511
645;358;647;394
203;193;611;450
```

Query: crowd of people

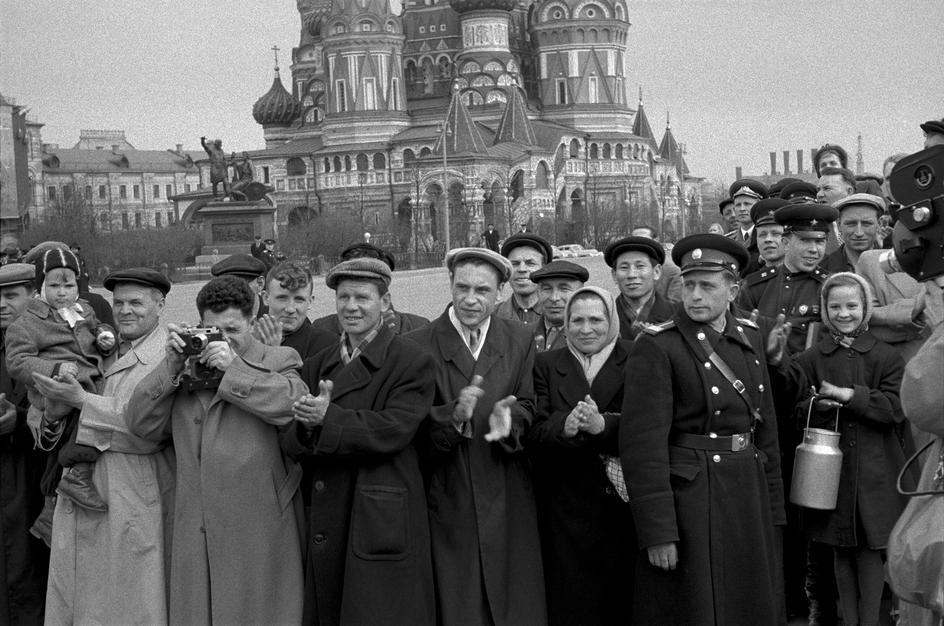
1;119;943;626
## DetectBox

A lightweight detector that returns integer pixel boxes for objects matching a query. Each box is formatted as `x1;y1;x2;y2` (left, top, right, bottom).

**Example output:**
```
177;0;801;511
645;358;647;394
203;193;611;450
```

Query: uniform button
849;441;856;447
704;362;712;369
314;533;326;544
714;410;721;416
759;384;765;392
709;432;718;438
64;501;74;514
785;285;790;289
712;455;721;463
736;326;743;332
314;480;325;491
711;386;720;395
697;332;706;340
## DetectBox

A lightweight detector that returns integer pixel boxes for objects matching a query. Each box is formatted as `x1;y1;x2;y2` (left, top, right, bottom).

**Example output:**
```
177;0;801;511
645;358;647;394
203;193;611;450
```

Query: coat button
314;533;326;544
712;455;721;463
758;384;765;392
314;480;325;491
194;417;202;425
708;432;718;439
714;410;721;416
711;386;720;395
697;332;706;340
704;362;711;369
849;441;856;447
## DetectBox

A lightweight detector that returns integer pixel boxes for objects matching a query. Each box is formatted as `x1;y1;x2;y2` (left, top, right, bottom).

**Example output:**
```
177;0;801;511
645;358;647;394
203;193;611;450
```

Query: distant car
557;244;603;258
552;245;576;259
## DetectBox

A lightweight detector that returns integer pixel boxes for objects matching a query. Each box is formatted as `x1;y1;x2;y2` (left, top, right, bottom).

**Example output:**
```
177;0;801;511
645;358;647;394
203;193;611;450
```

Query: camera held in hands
885;144;944;282
179;327;225;391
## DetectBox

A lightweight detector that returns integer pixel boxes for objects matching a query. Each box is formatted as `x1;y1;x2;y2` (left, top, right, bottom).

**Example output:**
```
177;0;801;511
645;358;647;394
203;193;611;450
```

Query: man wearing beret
406;247;546;625
312;242;429;336
530;260;588;352
619;233;784;624
211;252;269;317
605;236;675;341
920;117;944;148
31;268;176;624
496;232;552;326
280;258;436;625
0;263;48;624
822;193;885;274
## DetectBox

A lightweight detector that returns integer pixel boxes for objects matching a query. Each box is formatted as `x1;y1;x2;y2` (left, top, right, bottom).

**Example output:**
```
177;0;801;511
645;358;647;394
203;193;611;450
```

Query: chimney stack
797;149;804;174
735;166;743;180
769;152;777;176
783;150;791;175
176;143;183;153
811;148;818;172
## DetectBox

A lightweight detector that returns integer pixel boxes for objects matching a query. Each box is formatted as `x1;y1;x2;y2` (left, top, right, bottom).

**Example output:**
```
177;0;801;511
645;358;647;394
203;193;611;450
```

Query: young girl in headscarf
529;286;636;626
781;271;912;626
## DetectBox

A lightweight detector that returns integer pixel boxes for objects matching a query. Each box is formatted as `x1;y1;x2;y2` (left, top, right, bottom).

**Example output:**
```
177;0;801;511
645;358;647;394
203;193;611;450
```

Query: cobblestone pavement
93;256;616;324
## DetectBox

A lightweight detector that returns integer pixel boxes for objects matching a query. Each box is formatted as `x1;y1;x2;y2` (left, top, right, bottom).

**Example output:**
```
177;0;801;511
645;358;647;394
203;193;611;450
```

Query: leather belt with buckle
671;432;753;452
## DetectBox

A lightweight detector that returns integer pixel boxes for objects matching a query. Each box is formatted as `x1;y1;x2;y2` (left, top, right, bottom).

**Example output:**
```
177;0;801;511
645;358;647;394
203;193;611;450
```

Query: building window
184;183;192;192
133;185;140;199
166;184;173;198
122;212;129;229
286;157;307;176
441;23;446;30
336;81;347;112
276;180;285;191
556;78;567;105
363;77;376;110
288;179;296;190
262;166;270;184
47;186;57;200
419;26;425;33
153;184;161;199
99;185;106;199
135;212;142;228
167;211;174;225
588;76;598;104
430;24;436;32
119;185;127;199
391;78;400;109
85;185;92;200
155;212;162;228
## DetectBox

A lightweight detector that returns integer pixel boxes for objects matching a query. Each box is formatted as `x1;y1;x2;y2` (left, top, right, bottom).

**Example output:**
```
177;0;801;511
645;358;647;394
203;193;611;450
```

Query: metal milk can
790;396;843;510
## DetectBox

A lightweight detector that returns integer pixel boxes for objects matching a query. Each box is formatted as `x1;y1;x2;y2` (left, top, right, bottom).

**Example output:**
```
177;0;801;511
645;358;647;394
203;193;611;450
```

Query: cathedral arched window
344;155;352;171
465;91;484;106
471;75;494;88
438;56;451;77
373;153;386;170
615;3;625;20
359;20;374;32
403;148;416;164
506;60;519;73
461;61;481;74
589;143;599;159
497;74;514;86
356;154;369;171
287;157;307;177
569;139;580;158
486;90;507;104
332;23;346;34
602;143;611;159
420;147;432;158
535;162;550;189
333;156;343;172
484;61;503;73
615;144;624;159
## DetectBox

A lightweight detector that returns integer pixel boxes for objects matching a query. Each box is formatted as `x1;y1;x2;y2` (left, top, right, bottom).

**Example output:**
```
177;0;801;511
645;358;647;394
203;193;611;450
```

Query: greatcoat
44;325;176;625
619;311;785;625
406;311;547;626
126;336;306;625
280;327;436;626
530;341;636;626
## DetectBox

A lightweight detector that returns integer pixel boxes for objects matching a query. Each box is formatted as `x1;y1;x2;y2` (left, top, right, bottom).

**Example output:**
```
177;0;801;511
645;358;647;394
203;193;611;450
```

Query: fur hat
820;272;873;334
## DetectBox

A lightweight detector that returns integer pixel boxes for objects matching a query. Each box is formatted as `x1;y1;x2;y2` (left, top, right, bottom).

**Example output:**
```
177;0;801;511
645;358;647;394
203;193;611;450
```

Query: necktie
468;328;480;354
545;326;560;350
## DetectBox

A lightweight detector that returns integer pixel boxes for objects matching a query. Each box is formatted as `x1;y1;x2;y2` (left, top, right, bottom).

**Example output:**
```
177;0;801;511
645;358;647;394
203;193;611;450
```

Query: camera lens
914;164;935;190
192;333;208;349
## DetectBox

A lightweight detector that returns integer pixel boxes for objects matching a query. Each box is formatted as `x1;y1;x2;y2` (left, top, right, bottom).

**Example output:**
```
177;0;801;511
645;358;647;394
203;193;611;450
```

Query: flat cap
751;198;788;227
774;202;839;234
340;242;396;271
103;268;172;295
22;240;70;264
500;233;553;263
325;257;392;289
604;236;666;267
445;247;512;283
833;193;886;214
671;234;748;276
529;260;589;283
718;197;734;215
780;180;818;201
728;179;768;201
211;254;267;280
920;118;944;136
0;263;35;289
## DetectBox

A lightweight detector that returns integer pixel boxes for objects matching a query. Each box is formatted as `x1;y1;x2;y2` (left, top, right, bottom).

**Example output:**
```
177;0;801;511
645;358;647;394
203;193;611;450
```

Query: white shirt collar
448;306;491;360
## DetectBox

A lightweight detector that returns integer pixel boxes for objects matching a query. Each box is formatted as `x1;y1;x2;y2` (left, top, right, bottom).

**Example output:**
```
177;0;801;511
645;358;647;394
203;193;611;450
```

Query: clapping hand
485;395;516;442
454;375;484;424
765;313;791;364
252;314;283;347
0;393;16;436
293;380;333;430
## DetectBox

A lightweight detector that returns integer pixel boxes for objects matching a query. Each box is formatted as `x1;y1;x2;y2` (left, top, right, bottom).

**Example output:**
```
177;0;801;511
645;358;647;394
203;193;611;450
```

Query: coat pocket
274;462;303;512
351;485;409;561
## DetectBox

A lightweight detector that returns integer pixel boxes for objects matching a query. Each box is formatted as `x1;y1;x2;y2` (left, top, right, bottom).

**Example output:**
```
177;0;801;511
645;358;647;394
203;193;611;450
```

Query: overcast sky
2;0;942;183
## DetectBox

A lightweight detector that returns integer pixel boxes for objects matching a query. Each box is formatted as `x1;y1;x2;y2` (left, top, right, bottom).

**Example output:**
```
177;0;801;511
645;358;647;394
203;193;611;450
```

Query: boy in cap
5;247;117;525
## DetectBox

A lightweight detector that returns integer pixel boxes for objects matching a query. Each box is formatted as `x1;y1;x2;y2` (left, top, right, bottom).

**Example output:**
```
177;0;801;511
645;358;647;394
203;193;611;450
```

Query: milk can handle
805;386;841;433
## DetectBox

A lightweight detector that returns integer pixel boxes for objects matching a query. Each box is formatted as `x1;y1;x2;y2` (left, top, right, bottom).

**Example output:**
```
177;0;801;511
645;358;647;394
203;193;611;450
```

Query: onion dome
252;69;301;126
451;0;516;13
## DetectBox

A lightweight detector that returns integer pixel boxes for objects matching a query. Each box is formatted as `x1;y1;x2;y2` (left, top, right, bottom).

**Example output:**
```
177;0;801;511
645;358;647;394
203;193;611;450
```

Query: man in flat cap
631;226;682;302
619;233;784;625
32;268;176;624
312;242;429;336
747;197;788;274
920;117;944;148
530;260;588;352
497;232;553;326
211;253;269;317
605;236;675;341
406;247;546;625
822;193;885;274
280;258;436;625
0;263;48;624
726;179;768;248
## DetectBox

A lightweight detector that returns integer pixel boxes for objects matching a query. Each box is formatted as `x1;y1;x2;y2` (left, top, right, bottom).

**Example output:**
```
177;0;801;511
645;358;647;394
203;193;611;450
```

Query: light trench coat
45;324;177;625
126;336;306;625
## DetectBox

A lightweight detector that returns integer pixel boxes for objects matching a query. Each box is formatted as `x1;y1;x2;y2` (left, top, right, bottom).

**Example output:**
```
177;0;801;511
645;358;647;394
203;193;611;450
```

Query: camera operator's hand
251;314;283;347
165;323;189;375
201;340;236;372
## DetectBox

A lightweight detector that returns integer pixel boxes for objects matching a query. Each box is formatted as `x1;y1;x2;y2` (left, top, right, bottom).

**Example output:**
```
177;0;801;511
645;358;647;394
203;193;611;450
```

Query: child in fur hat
778;271;913;626
5;247;116;533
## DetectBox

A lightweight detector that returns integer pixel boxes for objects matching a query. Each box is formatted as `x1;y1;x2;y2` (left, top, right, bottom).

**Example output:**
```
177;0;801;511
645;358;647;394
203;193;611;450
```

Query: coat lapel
473;318;505;379
327;328;394;402
434;312;477;382
590;342;628;410
554;350;590;408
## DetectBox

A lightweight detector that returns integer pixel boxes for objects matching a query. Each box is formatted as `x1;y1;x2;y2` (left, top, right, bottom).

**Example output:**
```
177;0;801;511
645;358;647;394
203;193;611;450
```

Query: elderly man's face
112;284;164;341
451;261;501;328
0;284;33;330
538;278;583;326
507;246;544;297
817;174;852;205
838;206;880;253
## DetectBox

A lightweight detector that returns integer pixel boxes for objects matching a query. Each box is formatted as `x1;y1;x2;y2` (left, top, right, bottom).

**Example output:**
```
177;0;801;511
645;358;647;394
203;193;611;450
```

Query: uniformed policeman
725;179;768;247
619;233;785;625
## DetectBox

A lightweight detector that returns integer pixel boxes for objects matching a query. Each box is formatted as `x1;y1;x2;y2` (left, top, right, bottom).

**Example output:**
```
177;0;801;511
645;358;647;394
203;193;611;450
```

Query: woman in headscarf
528;286;637;625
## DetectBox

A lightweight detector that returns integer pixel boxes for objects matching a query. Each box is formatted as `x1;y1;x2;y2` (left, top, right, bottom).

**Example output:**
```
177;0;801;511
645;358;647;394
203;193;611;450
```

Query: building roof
658;116;690;175
253;68;302;126
631;89;656;143
243;136;325;158
41;148;203;174
493;86;538;147
433;88;489;156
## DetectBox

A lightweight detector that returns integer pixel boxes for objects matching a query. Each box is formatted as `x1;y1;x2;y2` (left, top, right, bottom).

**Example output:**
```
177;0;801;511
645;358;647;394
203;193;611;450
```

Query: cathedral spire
434;85;489;155
632;86;655;142
494;85;537;146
